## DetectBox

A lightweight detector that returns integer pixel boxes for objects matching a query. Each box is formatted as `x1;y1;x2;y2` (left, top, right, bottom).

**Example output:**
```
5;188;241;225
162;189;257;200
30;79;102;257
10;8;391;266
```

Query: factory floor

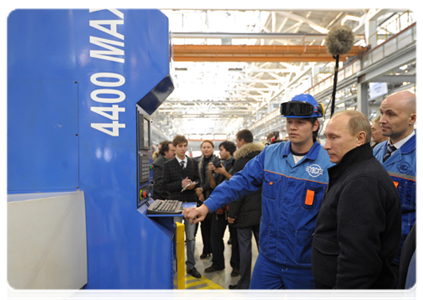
184;223;259;290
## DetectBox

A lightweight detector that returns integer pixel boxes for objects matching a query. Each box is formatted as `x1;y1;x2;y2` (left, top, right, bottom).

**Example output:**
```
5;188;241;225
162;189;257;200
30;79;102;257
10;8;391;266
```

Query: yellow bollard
175;221;185;289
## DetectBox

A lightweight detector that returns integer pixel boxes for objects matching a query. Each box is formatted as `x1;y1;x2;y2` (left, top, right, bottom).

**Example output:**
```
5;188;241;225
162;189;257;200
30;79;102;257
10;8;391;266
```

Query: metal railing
309;11;415;96
362;22;416;69
369;10;415;46
307;22;416;98
247;22;416;137
309;59;362;96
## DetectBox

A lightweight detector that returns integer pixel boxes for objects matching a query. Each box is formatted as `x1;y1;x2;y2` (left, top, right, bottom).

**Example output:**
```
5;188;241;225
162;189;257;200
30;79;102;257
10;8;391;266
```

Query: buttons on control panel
139;151;152;185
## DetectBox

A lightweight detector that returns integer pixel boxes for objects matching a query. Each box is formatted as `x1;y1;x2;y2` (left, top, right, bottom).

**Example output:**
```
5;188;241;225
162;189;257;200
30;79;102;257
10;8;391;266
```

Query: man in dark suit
152;141;175;200
163;135;201;278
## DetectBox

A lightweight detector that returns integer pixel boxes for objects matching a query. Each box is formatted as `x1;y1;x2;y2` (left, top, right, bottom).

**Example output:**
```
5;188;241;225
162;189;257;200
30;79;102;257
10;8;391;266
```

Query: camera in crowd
213;160;223;168
266;131;281;145
266;131;290;146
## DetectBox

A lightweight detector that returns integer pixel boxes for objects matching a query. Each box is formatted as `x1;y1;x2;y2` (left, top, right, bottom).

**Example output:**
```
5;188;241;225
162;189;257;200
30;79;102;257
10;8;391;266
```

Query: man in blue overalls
184;94;333;289
373;90;416;276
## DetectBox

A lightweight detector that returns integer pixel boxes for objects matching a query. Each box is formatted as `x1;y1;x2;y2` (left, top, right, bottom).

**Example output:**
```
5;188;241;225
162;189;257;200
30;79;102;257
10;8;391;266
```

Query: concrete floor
191;223;259;289
195;225;258;299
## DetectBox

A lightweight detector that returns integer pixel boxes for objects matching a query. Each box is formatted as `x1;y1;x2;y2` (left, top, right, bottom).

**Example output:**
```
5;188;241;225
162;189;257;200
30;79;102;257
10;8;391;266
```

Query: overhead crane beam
160;109;255;113
174;79;286;83
162;100;258;104
172;32;328;39
173;44;368;62
174;68;293;73
172;87;279;91
159;109;252;113
165;115;251;118
165;8;370;12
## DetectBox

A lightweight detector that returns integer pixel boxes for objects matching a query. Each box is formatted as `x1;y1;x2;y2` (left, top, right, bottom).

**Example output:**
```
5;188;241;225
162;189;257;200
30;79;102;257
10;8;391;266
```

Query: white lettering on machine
89;9;126;137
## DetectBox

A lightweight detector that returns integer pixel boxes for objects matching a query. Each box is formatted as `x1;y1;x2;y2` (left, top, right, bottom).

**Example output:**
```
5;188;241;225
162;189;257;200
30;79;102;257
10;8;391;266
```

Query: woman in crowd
195;140;220;259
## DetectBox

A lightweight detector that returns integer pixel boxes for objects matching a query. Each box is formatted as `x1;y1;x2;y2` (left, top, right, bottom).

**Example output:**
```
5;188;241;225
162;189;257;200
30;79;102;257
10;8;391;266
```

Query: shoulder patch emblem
306;164;323;177
398;162;411;174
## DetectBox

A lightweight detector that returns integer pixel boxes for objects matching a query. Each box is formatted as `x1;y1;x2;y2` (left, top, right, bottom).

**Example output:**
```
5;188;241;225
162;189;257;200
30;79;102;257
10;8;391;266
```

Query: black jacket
312;143;401;289
198;154;220;200
228;142;264;228
212;156;235;213
162;156;200;202
213;156;235;186
397;216;420;300
152;154;169;200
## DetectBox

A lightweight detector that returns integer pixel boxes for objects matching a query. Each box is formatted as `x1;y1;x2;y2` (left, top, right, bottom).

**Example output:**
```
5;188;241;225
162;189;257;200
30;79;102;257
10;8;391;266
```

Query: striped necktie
180;160;185;169
383;144;397;162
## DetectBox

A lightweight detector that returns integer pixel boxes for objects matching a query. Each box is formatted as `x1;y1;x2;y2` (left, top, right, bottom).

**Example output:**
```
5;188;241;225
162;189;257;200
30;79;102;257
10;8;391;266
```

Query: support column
366;19;378;48
357;81;369;117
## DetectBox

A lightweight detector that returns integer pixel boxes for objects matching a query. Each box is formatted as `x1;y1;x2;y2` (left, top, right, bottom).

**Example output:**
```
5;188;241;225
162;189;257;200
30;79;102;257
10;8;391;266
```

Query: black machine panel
137;106;153;207
139;153;150;185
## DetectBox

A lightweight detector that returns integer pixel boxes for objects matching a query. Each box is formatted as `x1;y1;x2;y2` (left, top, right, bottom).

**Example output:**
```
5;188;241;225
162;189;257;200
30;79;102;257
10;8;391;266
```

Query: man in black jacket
163;135;202;278
312;110;401;289
228;130;264;289
152;141;175;200
205;141;240;275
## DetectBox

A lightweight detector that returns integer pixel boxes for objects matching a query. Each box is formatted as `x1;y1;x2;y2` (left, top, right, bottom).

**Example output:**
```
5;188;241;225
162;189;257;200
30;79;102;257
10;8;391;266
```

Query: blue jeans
174;216;197;270
250;253;316;289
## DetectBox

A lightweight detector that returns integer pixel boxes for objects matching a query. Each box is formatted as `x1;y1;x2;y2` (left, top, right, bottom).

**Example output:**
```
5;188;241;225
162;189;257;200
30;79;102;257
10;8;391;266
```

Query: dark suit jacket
398;223;416;288
152;154;169;200
163;156;200;202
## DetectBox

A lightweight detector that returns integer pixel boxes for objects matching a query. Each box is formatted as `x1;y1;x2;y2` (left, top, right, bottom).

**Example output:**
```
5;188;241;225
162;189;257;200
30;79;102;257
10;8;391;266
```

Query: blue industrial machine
8;9;175;289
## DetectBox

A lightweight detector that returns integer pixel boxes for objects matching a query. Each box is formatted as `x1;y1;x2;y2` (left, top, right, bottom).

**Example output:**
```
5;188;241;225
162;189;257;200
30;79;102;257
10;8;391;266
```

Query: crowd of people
152;90;416;289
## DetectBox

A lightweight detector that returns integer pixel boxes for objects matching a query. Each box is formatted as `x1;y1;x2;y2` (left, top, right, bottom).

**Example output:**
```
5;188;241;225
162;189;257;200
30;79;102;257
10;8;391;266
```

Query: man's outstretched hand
183;204;210;225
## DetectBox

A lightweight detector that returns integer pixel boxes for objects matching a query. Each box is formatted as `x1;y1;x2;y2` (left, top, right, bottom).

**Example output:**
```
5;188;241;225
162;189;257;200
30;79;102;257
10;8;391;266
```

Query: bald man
373;91;416;275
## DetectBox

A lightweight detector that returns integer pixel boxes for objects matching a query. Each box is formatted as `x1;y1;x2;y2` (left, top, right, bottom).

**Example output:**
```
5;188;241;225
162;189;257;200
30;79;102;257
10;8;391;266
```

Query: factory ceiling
152;8;411;140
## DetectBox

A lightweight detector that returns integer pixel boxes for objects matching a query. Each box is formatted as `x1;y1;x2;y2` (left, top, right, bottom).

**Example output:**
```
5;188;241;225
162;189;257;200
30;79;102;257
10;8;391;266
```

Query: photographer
204;141;240;276
266;131;287;146
266;131;279;145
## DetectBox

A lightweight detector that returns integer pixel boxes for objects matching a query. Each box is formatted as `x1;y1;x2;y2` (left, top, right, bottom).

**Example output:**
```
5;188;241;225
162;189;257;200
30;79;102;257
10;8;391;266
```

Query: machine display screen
138;113;151;151
143;117;150;149
138;111;152;189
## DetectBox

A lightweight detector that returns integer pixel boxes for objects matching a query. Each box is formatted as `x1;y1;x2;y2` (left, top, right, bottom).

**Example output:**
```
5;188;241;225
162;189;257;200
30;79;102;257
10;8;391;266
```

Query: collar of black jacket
328;143;373;181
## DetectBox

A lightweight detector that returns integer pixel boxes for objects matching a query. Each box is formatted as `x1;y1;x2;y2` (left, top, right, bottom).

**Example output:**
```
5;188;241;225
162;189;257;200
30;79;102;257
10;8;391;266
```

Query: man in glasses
184;94;333;289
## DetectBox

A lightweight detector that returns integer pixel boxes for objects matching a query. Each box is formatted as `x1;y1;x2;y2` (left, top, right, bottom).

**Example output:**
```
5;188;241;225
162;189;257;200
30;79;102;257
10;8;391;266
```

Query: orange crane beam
172;44;368;62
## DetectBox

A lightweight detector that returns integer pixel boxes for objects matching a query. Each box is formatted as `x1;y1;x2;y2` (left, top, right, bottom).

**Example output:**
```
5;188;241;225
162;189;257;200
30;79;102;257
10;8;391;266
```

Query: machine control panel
139;152;151;185
137;106;154;207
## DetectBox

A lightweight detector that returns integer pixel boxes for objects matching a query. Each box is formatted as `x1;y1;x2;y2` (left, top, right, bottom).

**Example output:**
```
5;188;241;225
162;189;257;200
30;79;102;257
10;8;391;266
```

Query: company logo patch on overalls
398;162;411;174
306;164;323;177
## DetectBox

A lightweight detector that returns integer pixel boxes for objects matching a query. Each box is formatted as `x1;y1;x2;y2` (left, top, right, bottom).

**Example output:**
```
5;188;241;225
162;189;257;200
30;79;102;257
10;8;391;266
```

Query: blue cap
280;94;323;118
